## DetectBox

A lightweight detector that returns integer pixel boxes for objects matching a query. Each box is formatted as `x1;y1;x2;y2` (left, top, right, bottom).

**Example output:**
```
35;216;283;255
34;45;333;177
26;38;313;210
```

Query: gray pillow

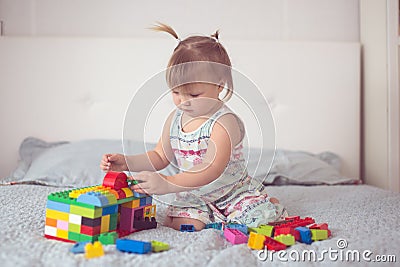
5;137;357;187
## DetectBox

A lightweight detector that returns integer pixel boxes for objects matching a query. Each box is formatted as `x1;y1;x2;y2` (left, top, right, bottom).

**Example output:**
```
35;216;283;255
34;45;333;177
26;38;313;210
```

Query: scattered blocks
84;241;104;259
224;228;248;245
247;232;266;250
116;239;152;254
151;240;170;252
274;234;296;246
180;224;195;232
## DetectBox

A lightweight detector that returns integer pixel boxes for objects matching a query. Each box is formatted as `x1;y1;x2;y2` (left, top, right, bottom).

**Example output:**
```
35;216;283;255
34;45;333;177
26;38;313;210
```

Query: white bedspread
0;184;399;266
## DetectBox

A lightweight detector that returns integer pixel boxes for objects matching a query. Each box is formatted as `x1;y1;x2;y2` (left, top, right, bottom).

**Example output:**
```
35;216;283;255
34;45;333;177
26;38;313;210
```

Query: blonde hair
151;22;233;102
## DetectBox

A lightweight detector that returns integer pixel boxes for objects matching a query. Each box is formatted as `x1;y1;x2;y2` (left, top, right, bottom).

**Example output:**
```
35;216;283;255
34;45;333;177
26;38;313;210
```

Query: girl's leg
163;216;205;231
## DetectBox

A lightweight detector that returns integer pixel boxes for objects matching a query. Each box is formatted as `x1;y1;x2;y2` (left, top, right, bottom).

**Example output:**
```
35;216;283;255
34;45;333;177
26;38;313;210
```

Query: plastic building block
264;236;287;251
274;227;300;241
285;216;300;221
116;239;152;254
274;234;295;246
151;240;170;252
249;225;274;237
70;241;90;254
226;223;248;235
224;228;248;245
134;217;157;230
295;227;312;244
273;217;315;231
310;229;328;241
85;241;104;259
44;171;157;243
180;224;195;232
102;171;129;190
247;232;266;250
98;232;118;245
309;223;328;230
205;222;223;230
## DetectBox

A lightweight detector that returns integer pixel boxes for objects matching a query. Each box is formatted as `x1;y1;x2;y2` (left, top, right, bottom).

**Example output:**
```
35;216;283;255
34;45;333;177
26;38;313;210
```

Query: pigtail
211;30;220;42
150;22;180;41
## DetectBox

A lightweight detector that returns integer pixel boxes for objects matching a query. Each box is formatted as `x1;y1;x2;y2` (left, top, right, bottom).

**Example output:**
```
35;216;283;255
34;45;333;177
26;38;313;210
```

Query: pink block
224;228;248;244
57;220;69;230
119;207;134;232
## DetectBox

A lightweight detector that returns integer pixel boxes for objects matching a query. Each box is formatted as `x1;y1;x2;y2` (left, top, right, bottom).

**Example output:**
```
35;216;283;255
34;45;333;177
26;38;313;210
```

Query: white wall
0;0;359;41
0;0;360;179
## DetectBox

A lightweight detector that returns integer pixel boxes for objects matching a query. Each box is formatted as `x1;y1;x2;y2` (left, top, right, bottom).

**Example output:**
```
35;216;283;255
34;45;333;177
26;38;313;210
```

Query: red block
309;223;328;230
80;225;101;235
285;216;300;221
264;236;287;251
103;171;128;190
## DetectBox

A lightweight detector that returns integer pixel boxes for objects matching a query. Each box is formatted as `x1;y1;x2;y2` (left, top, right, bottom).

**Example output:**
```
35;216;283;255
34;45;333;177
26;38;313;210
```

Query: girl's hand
100;153;128;172
131;171;171;195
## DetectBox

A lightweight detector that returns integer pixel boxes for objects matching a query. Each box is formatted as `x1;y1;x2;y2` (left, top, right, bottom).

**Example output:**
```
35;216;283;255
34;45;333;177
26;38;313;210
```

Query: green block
70;205;102;218
151;240;170;252
69;223;81;233
274;234;295;246
116;196;135;205
109;213;118;231
68;231;81;242
98;232;118;245
249;225;274;237
80;233;99;242
311;229;328;241
48;191;96;209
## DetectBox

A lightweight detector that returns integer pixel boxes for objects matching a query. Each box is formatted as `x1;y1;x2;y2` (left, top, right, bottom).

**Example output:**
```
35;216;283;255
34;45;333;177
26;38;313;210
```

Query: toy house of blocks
44;171;157;243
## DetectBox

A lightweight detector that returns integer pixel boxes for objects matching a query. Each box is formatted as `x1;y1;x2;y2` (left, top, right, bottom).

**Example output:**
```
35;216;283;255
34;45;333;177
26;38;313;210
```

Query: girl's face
172;83;223;117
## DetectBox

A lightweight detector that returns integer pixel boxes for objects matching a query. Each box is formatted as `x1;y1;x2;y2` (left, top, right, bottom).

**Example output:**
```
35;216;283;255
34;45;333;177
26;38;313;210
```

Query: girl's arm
125;111;175;172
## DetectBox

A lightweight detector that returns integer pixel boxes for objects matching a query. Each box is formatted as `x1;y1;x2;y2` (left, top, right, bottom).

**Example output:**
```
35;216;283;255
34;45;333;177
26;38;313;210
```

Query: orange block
46;217;57;227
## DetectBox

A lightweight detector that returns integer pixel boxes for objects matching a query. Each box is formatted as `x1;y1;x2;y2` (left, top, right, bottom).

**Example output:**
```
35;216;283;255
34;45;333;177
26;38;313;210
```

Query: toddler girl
100;23;287;231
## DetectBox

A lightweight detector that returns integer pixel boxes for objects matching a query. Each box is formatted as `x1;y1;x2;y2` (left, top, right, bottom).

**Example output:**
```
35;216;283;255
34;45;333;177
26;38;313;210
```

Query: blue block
226;223;248;235
134;192;147;198
295;227;312;244
77;192;108;207
102;205;118;216
46;200;70;212
180;224;195;232
205;222;223;230
70;241;90;254
139;197;146;207
116;239;151;254
146;196;152;205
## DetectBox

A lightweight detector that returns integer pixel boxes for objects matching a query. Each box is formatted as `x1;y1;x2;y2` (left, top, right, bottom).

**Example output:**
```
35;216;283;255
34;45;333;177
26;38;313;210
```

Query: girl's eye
190;94;200;97
172;91;179;95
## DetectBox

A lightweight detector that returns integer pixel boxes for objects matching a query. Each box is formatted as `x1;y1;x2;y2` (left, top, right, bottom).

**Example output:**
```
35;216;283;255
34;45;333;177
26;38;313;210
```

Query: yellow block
70;205;102;219
248;232;266;250
121;187;133;198
56;229;69;239
121;199;140;209
46;209;69;221
101;215;110;233
85;241;104;259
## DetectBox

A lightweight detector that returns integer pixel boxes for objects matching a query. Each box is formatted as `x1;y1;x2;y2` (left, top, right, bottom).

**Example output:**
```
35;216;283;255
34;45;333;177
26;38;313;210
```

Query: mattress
0;183;398;266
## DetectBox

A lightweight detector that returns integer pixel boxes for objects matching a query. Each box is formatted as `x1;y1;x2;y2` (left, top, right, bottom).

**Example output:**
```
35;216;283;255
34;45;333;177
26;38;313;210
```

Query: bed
1;38;398;266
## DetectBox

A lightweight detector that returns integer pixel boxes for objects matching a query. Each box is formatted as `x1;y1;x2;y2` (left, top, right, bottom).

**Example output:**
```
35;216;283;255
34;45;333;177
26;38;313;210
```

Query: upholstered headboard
0;37;360;179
